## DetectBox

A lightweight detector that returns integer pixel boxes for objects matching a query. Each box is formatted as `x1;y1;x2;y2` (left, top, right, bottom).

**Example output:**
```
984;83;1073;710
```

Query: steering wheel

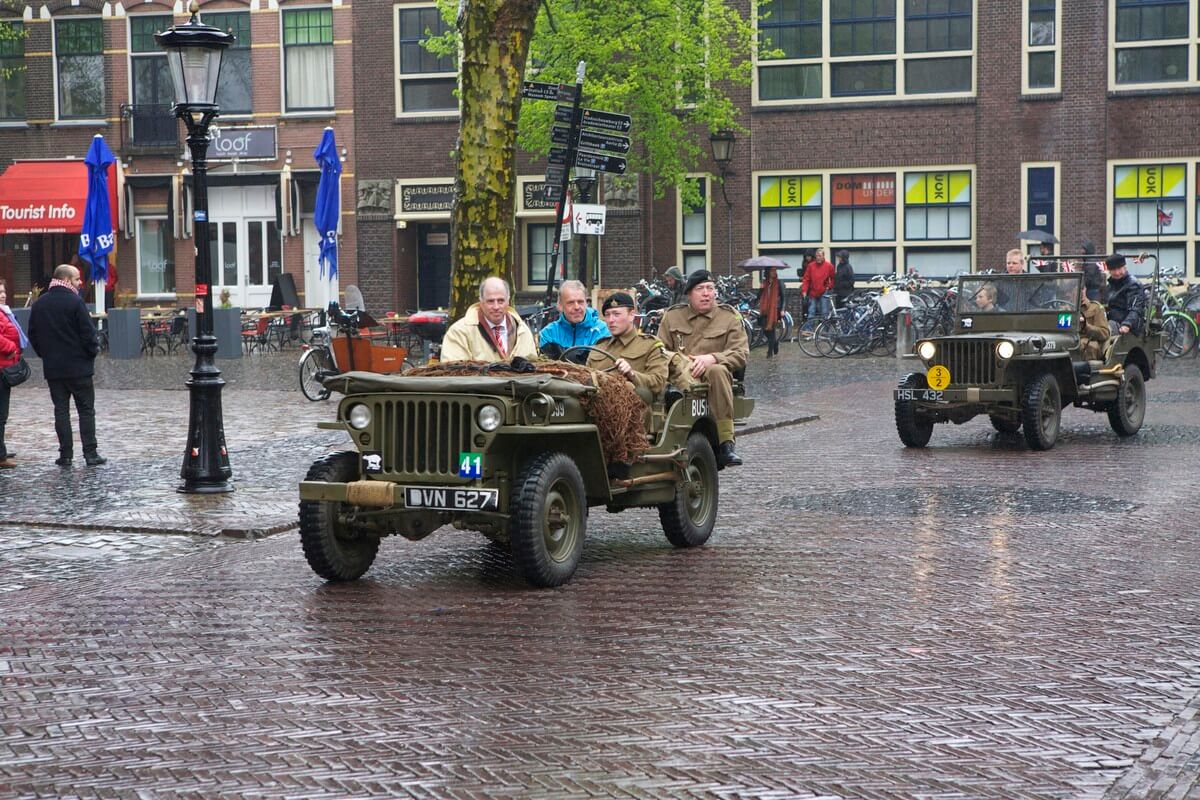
1038;299;1076;310
560;345;620;372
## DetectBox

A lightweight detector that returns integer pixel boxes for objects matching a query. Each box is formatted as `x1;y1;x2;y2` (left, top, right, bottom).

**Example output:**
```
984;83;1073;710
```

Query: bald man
440;277;537;362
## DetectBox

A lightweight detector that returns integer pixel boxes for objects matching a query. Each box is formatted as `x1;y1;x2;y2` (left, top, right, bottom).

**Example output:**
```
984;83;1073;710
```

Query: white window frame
676;174;712;274
135;215;176;300
1019;161;1061;255
752;165;976;278
1107;158;1197;276
1108;0;1200;91
53;14;105;122
1022;0;1061;94
279;4;335;116
393;2;458;118
753;0;977;106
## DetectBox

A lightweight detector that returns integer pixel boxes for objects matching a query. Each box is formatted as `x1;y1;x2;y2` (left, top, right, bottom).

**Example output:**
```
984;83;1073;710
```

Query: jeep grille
937;340;997;386
377;399;473;476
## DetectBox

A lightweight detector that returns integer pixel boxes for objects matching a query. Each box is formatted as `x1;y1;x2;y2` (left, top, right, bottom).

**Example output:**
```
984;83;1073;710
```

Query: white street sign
572;203;606;235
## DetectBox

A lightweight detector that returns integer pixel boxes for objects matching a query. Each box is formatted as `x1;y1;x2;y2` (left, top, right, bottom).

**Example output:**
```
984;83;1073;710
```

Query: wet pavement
1;347;1199;798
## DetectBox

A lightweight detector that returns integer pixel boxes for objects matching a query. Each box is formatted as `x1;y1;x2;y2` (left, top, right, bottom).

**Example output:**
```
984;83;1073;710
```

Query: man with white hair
538;280;609;362
440;276;537;362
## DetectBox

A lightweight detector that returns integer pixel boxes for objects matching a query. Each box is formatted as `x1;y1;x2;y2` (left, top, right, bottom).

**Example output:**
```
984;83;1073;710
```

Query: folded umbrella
313;127;342;280
79;134;116;312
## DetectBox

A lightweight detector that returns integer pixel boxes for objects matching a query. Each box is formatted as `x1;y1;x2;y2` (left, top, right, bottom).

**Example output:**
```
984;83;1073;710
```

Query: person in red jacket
800;247;835;320
0;279;23;468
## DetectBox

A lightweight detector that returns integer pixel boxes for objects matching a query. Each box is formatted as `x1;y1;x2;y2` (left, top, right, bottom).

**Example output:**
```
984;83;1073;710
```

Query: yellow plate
926;365;951;390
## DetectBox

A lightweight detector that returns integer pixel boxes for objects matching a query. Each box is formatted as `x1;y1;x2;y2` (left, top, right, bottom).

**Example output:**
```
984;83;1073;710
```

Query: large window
1111;0;1199;87
56;17;104;119
1024;0;1059;92
678;177;710;273
526;223;558;286
0;21;24;120
283;8;334;112
137;218;175;295
1022;164;1058;254
206;12;251;114
904;171;971;240
758;175;822;243
395;5;456;115
831;173;895;241
129;15;173;122
757;0;973;103
1110;161;1197;277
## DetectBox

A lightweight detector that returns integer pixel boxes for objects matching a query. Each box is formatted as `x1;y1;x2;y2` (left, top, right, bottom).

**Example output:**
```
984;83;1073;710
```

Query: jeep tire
658;432;719;548
509;452;587;588
1108;363;1146;437
1021;373;1061;451
299;451;381;581
895;372;935;448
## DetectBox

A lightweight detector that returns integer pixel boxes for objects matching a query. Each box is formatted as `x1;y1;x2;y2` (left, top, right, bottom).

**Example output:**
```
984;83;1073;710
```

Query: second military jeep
894;272;1159;451
298;351;754;588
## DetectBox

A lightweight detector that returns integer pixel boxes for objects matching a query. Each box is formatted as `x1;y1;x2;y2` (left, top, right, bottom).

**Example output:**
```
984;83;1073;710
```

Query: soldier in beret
587;291;668;399
657;269;749;467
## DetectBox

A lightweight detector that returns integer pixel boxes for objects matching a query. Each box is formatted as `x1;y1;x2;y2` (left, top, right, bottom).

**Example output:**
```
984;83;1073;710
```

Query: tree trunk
450;0;539;319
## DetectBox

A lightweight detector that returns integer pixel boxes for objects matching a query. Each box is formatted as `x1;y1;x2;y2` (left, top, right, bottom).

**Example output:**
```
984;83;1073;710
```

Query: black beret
684;269;715;295
601;291;636;313
1105;253;1127;269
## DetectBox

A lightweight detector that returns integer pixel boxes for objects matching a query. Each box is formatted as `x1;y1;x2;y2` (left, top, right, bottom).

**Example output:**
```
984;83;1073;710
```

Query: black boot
717;441;742;468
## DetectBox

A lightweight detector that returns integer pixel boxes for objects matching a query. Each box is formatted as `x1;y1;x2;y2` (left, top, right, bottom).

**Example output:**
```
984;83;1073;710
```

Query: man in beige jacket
440;276;537;362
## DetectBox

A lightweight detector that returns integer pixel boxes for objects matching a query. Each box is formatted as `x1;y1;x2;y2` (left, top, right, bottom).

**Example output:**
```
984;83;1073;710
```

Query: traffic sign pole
545;61;586;301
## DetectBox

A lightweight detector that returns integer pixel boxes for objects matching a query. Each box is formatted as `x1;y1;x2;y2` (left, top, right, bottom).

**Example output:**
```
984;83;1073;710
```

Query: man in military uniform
587;291;668;398
1078;282;1109;361
657;269;749;467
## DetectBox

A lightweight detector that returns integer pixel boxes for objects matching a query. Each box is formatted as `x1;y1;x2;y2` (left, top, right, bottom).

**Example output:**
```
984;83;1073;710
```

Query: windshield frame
956;273;1083;316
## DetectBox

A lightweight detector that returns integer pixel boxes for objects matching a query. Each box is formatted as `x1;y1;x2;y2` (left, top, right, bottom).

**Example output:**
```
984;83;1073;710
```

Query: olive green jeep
894;272;1160;451
298;355;754;587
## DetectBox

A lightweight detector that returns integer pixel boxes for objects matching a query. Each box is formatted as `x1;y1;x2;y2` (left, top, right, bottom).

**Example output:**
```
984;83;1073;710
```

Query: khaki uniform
587;327;669;399
657;303;749;443
440;304;538;363
1079;299;1109;361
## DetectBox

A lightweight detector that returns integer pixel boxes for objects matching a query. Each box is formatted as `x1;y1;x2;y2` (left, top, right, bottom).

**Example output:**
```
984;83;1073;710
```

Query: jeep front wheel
1021;373;1061;451
658;432;719;548
509;452;587;587
299;451;381;581
1108;364;1146;437
895;373;934;448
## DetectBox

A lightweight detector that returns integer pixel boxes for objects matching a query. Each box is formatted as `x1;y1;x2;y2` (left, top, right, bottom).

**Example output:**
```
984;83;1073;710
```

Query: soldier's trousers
680;362;736;443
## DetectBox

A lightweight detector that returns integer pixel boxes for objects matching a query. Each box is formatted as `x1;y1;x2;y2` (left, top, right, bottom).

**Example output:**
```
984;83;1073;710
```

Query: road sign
550;125;572;146
551;126;630;154
521;81;561;101
579;108;632;133
572;203;606;236
545;165;566;184
548;147;568;166
574;150;627;175
554;105;573;124
543;184;563;202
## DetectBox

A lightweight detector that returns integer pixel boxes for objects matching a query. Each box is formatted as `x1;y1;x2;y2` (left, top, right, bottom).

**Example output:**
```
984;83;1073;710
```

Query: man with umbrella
1019;229;1058;272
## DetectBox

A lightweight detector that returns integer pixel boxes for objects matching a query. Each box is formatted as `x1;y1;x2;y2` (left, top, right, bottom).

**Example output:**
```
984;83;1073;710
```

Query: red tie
493;325;506;357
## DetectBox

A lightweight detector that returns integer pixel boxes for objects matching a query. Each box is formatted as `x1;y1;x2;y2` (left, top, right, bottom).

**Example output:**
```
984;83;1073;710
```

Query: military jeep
297;354;754;587
894;272;1159;451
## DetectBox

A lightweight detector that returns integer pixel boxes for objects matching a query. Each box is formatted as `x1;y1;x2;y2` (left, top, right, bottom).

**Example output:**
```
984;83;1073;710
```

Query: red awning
0;160;118;235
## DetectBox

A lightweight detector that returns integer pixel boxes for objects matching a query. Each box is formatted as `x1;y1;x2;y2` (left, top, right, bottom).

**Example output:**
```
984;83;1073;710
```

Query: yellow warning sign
927;365;951;390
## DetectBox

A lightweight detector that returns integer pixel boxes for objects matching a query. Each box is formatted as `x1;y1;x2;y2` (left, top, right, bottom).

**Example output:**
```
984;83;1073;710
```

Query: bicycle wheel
814;318;844;358
299;347;335;401
1162;313;1197;358
797;317;824;357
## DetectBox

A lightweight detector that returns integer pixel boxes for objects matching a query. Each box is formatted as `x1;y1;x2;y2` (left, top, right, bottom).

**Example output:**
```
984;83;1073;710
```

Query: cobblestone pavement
0;350;1198;797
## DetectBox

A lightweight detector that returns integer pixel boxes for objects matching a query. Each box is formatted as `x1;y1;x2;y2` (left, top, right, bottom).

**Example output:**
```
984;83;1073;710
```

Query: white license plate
403;486;499;512
894;388;945;402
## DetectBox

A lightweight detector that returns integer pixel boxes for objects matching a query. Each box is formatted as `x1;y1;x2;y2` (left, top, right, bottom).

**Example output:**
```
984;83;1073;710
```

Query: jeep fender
491;428;610;504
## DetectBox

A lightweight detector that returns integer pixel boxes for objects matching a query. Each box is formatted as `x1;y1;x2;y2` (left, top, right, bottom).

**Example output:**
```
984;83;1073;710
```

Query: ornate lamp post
157;2;235;493
709;130;736;274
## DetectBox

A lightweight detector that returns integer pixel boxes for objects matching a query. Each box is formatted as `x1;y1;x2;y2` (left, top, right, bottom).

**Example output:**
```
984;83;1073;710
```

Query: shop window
1024;0;1059;92
1113;164;1186;236
903;170;971;240
205;12;251;114
0;21;24;120
759;175;822;243
840;248;895;278
137;218;175;295
395;4;456;115
831;172;896;241
283;8;334;112
56;17;104;119
679;177;710;273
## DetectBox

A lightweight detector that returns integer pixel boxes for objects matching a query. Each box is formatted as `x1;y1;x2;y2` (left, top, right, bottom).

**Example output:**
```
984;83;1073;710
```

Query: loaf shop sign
205;125;277;162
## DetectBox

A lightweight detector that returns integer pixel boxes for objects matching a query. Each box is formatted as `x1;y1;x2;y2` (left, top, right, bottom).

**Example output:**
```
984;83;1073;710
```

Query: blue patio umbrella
313;127;342;280
79;134;116;301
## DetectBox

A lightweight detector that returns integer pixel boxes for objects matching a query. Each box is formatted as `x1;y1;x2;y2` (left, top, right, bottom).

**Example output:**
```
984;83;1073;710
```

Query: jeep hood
322;370;596;398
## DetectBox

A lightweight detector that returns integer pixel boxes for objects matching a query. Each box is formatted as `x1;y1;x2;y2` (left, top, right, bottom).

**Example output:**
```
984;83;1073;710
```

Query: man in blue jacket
28;264;105;467
538;280;609;363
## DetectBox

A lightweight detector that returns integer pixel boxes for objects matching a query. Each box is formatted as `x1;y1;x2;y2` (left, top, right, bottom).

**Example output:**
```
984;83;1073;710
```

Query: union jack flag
1158;207;1174;228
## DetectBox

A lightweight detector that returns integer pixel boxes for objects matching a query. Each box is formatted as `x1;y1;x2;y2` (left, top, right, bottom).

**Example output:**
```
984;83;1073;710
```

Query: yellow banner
1119;164;1187;199
760;175;821;208
905;171;970;205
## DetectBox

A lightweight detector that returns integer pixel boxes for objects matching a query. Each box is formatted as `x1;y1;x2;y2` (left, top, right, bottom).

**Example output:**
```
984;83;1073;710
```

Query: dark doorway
28;234;75;289
417;222;451;309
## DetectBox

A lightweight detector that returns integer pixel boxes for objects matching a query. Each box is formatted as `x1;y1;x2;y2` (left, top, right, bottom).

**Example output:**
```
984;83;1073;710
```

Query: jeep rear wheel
1021;373;1061;451
299;451;381;581
509;452;587;588
989;414;1021;434
658;432;719;548
1108;363;1146;437
895;373;934;448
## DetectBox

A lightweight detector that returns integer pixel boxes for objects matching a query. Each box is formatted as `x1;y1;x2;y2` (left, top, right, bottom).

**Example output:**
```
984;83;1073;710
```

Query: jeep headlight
347;403;372;430
995;340;1015;360
917;340;937;361
477;404;502;432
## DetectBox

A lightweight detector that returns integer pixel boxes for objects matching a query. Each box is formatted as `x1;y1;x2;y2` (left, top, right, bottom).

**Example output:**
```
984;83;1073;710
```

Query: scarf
49;278;78;294
760;269;781;330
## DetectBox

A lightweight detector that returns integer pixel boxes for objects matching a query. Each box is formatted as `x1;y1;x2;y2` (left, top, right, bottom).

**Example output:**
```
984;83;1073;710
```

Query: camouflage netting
407;361;649;463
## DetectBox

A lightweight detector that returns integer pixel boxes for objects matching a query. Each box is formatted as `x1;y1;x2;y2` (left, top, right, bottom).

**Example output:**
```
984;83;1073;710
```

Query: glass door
208;220;240;305
246;219;282;307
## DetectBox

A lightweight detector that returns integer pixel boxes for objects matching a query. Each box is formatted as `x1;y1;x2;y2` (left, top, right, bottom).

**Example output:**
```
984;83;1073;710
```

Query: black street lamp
709;129;736;274
157;2;235;494
573;167;597;289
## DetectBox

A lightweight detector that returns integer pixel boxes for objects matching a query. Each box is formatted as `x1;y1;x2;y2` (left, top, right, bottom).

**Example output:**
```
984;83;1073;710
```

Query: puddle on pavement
772;486;1139;517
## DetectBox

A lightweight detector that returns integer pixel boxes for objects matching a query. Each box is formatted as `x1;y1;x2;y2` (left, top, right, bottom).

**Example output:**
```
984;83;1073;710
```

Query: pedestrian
833;249;855;308
27;264;105;467
1078;241;1107;302
1032;242;1057;273
0;278;26;468
800;247;835;320
757;266;785;357
662;265;685;306
440;276;537;363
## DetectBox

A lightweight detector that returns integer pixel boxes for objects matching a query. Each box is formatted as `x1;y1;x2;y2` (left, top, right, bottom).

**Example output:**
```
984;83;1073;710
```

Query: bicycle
299;305;407;401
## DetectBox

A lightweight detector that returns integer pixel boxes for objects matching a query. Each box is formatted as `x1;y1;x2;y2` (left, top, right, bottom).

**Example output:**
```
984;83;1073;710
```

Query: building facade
0;0;355;310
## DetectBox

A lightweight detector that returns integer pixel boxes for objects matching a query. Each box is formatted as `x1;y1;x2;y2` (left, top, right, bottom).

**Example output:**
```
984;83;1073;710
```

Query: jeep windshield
956;274;1081;315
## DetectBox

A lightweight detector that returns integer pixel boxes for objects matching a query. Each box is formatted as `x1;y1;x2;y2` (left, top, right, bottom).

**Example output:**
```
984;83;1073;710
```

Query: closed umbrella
79;134;116;315
313;127;342;309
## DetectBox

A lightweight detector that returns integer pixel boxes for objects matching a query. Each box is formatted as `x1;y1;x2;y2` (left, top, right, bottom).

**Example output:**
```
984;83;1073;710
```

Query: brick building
0;0;355;310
